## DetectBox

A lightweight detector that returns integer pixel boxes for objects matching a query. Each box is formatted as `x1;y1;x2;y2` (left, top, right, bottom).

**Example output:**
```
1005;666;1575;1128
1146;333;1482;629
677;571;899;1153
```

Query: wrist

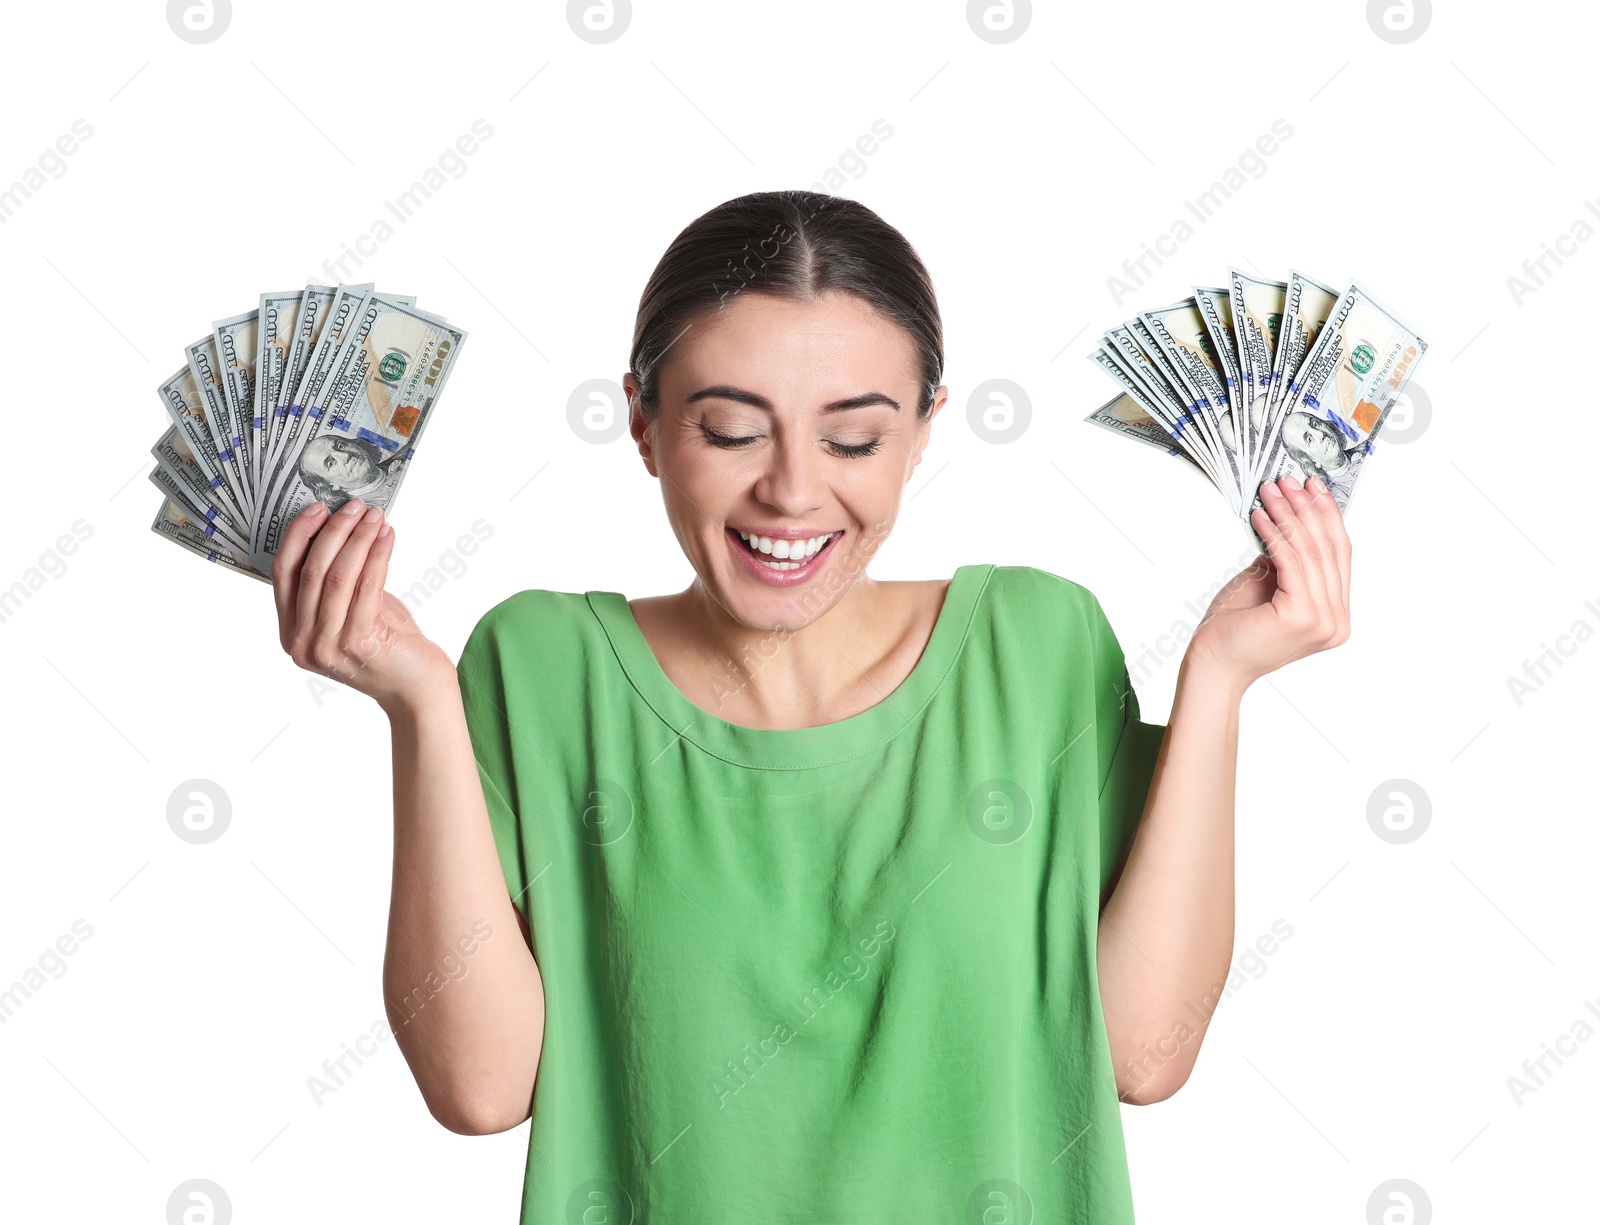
380;658;462;725
1179;638;1253;705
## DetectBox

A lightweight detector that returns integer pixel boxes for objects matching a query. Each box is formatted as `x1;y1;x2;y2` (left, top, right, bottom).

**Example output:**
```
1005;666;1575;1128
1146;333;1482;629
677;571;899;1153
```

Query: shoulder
980;564;1110;633
458;588;597;671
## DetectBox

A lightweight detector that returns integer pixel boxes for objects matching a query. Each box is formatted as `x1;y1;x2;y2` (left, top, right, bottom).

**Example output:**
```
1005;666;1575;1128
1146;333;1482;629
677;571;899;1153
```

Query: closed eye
701;426;881;458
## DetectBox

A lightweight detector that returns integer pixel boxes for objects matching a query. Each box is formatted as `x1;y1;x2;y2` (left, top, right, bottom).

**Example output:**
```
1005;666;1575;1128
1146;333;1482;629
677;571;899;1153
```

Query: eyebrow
684;385;901;413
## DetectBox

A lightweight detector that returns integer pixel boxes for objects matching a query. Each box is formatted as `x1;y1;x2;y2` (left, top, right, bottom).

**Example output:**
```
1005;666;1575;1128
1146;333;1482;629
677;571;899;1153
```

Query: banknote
1083;390;1209;477
150;499;271;583
149;284;462;582
252;290;304;495
157;363;247;527
253;294;467;559
183;333;253;518
1247;280;1428;519
1226;268;1286;479
1087;266;1428;552
151;425;252;554
1139;298;1242;511
1254;269;1339;488
211;309;259;510
262;283;359;483
1097;331;1222;482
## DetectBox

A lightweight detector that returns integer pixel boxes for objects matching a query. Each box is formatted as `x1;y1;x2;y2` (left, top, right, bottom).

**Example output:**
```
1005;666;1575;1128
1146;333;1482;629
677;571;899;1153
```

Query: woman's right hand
271;497;455;716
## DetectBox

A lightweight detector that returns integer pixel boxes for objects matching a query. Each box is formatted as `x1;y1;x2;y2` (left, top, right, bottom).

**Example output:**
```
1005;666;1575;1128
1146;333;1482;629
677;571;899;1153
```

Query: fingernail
308;501;328;517
1283;474;1302;491
1306;475;1324;494
362;505;382;523
340;498;364;516
378;524;393;539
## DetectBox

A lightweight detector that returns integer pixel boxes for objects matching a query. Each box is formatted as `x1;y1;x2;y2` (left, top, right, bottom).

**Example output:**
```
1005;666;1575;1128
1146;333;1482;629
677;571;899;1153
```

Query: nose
750;428;824;516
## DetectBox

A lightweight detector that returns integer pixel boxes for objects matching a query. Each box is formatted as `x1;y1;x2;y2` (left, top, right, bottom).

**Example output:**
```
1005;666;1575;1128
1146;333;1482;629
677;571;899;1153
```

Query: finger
295;498;369;655
346;519;396;649
1256;478;1314;603
314;503;386;647
1275;474;1338;611
1271;475;1342;647
272;500;329;648
1304;474;1352;614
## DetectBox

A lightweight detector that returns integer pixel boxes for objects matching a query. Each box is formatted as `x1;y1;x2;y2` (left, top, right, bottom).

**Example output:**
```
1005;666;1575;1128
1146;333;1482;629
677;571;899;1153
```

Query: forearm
1096;647;1246;1104
381;668;545;1134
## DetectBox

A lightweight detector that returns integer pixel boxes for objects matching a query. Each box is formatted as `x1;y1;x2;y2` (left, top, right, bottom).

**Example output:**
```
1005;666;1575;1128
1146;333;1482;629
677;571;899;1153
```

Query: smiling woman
271;188;1355;1225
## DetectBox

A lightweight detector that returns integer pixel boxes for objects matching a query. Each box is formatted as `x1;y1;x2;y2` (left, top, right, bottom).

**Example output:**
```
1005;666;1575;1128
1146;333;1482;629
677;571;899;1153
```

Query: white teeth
735;529;838;567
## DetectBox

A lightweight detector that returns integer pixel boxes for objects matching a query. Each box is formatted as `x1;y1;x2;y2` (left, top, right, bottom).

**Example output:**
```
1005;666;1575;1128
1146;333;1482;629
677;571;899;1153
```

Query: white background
1;1;1593;1221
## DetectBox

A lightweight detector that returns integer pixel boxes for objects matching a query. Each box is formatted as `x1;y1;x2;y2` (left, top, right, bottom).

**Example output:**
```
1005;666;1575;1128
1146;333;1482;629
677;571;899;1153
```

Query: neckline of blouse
584;563;996;771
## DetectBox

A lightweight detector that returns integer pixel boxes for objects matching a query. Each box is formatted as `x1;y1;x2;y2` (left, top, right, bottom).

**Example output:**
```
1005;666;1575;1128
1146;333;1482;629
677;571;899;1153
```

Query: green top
456;563;1167;1224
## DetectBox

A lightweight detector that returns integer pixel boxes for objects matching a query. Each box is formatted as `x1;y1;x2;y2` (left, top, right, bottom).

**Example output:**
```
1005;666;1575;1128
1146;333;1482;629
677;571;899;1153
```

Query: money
150;499;270;584
151;425;251;554
253;293;460;559
1086;266;1428;551
1248;280;1428;517
253;290;304;495
149;284;466;581
1226;268;1287;480
157;363;247;526
183;333;252;519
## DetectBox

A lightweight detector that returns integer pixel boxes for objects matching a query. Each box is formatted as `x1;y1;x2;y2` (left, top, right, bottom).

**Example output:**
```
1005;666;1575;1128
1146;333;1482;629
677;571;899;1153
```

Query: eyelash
701;426;882;459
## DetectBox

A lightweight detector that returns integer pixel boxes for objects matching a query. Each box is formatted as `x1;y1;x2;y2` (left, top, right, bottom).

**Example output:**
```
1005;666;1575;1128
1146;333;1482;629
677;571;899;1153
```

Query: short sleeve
1086;596;1167;904
456;606;533;918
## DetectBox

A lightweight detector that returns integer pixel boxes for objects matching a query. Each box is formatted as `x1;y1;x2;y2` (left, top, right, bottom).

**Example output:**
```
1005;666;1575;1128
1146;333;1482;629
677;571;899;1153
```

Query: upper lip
729;526;842;540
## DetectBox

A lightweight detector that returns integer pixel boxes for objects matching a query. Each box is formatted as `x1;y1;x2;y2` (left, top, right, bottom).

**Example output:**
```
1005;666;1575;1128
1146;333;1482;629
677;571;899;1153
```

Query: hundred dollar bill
263;283;363;484
1084;390;1210;477
150;499;271;584
252;290;304;495
1103;321;1215;462
1254;268;1339;488
1119;316;1233;498
151;425;251;554
254;294;466;559
1248;280;1428;521
157;364;247;526
183;333;252;517
1191;286;1247;431
1090;347;1222;488
260;286;415;507
1139;298;1242;510
211;308;259;508
1226;268;1286;481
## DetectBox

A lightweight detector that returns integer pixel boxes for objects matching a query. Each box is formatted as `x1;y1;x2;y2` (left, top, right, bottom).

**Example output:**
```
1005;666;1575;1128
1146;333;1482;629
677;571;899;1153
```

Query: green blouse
457;563;1167;1223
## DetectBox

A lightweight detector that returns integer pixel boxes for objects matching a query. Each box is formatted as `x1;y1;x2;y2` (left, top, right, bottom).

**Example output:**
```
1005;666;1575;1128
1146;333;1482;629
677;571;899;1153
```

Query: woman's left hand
1189;473;1352;692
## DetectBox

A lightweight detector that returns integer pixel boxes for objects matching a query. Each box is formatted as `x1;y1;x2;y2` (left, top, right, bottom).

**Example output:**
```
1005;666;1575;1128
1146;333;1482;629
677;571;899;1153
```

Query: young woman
271;191;1351;1223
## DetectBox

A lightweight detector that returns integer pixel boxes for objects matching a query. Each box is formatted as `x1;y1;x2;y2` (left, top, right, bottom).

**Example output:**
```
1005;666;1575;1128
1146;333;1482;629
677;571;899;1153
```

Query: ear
906;384;947;478
624;372;660;478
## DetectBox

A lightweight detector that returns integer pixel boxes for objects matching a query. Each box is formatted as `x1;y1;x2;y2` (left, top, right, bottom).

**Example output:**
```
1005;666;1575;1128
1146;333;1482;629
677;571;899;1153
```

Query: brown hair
629;190;944;419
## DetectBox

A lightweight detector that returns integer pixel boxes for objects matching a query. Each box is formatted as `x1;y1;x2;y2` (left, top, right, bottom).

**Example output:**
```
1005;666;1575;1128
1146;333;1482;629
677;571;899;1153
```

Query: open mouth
726;527;843;573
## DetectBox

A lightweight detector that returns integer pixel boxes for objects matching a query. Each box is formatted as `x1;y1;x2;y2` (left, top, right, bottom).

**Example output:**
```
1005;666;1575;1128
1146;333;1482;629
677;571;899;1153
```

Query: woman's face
626;289;945;629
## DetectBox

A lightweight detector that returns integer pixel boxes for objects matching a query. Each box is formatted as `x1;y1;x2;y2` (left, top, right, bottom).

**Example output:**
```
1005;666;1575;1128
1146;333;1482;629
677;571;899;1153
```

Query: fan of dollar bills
1084;269;1427;549
149;284;468;583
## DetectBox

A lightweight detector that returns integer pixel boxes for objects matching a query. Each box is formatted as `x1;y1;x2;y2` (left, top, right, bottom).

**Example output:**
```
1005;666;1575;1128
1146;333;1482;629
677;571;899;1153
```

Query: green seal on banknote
1349;342;1376;373
378;352;408;381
